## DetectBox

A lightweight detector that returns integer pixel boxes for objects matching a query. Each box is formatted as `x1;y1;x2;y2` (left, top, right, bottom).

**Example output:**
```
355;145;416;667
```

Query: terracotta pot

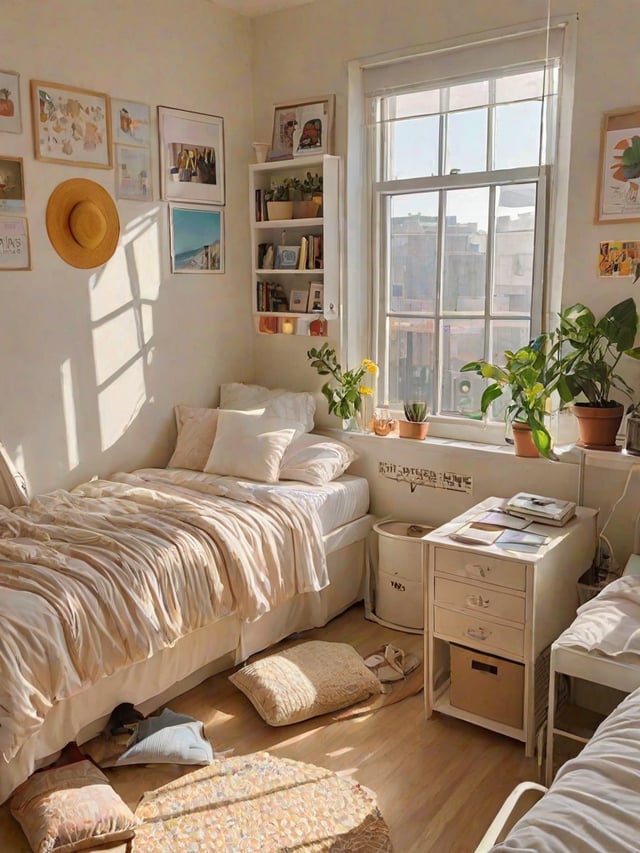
293;200;319;219
511;422;539;458
398;420;429;440
266;200;294;221
571;403;624;451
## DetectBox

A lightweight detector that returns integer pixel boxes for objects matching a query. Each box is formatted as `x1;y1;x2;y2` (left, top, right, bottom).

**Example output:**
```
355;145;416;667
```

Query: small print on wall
115;145;152;201
169;203;224;273
596;106;640;223
0;156;25;213
0;216;30;270
0;70;22;134
111;99;150;147
598;240;640;280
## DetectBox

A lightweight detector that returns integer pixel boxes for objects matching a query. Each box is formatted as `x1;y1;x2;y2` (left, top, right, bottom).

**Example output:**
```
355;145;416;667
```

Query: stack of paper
505;492;576;527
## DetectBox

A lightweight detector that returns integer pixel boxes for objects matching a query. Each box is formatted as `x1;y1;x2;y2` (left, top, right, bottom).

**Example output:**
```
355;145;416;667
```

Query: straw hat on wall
46;178;120;269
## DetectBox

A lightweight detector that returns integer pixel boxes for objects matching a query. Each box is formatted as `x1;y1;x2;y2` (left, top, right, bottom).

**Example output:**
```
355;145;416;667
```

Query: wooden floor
0;604;538;852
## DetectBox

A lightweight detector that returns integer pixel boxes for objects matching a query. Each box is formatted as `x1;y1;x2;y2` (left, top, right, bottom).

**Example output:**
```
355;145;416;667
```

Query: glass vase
342;414;360;432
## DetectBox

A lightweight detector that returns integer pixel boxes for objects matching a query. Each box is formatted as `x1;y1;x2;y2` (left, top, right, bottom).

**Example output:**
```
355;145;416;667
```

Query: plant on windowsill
461;333;559;459
307;343;377;431
555;297;640;451
399;401;429;440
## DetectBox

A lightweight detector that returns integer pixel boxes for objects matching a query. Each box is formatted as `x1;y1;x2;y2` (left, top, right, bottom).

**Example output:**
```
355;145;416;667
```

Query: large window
366;33;564;427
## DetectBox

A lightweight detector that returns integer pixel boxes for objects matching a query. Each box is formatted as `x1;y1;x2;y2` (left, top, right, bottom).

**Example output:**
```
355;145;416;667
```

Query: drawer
434;576;525;624
434;605;524;658
434;547;526;592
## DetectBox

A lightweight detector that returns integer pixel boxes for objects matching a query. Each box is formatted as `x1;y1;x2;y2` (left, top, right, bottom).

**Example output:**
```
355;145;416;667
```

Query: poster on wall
0;156;25;213
158;106;225;205
111;99;150;147
0;216;30;270
596;106;640;223
169;203;224;273
115;145;151;201
0;70;22;134
598;240;640;281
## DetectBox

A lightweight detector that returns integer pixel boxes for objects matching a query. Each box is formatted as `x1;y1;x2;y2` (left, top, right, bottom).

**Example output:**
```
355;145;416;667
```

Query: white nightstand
424;497;598;756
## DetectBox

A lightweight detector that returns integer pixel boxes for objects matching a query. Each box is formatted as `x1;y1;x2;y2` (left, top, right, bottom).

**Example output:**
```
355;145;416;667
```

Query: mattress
492;686;640;851
142;469;370;535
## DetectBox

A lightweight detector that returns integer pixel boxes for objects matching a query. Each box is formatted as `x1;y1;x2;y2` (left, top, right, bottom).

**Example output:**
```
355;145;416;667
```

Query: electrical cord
598;462;640;578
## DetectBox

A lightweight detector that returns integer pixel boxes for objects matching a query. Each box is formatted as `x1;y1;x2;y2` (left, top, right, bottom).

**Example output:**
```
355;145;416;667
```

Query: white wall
250;0;640;563
0;0;256;495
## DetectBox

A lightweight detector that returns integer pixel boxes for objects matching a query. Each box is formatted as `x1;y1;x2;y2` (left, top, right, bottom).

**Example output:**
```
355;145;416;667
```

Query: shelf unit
249;154;340;336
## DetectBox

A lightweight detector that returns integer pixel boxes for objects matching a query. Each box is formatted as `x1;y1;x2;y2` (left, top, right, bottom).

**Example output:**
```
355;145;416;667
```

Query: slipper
364;644;421;684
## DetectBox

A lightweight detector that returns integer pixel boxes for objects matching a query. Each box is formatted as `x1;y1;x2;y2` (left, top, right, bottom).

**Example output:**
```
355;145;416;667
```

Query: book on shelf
298;236;308;270
449;522;504;546
504;492;576;527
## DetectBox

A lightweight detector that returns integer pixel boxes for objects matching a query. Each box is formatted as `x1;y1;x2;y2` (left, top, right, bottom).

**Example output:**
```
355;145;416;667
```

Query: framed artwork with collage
269;95;334;160
158;106;225;205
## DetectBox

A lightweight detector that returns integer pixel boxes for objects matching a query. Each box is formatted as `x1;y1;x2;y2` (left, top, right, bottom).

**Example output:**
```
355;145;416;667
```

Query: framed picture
31;80;111;168
596;106;640;223
111;98;150;147
115;145;152;201
0;216;30;270
269;95;335;161
275;244;300;269
307;282;324;313
159;106;225;205
289;289;309;312
169;203;224;273
598;240;640;277
0;156;25;213
0;70;22;134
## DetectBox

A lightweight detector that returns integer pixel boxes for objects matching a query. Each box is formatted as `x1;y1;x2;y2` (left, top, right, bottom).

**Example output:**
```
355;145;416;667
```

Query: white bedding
0;468;330;767
492;686;640;852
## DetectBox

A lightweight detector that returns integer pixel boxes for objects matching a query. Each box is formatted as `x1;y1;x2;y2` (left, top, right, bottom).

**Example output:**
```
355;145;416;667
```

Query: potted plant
307;343;377;430
265;177;300;220
461;334;558;459
399;401;429;440
294;171;323;218
555;297;640;450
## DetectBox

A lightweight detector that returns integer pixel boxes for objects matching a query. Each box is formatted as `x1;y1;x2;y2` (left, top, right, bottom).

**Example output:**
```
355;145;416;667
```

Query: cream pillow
168;406;219;471
204;409;301;483
280;434;357;485
220;383;315;432
10;760;138;853
228;641;382;726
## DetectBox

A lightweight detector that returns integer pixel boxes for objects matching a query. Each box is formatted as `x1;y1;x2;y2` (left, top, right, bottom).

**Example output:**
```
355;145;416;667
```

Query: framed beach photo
0;216;30;270
169;203;224;274
275;244;300;269
31;80;111;168
159;106;225;205
0;70;22;134
269;95;334;161
596;105;640;223
115;145;152;201
0;156;25;213
111;98;150;147
289;289;309;312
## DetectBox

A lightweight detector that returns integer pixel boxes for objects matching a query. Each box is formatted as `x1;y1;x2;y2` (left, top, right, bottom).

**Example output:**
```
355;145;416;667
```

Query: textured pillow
228;641;382;726
204;409;301;483
280;434;357;485
109;709;213;768
168;406;219;471
220;382;315;433
10;760;138;853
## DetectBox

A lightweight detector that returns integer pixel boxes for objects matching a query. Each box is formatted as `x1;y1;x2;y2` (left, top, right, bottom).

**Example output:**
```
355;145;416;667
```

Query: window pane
389;193;438;312
487;320;531;421
494;101;543;169
442;187;489;312
386;89;441;119
492;183;536;314
448;80;489;111
495;69;545;103
388;115;440;179
387;317;435;408
440;319;485;416
445;108;487;174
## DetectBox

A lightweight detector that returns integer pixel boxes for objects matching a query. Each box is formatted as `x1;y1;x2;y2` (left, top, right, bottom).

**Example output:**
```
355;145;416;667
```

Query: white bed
0;465;373;804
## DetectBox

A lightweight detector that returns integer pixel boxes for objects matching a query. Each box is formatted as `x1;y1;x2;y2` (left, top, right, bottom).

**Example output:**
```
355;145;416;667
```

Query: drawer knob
465;563;491;579
465;594;490;609
466;626;491;641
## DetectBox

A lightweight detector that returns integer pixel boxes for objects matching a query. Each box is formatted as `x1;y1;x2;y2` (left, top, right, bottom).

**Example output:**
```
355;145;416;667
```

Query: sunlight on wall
89;211;161;452
60;359;79;470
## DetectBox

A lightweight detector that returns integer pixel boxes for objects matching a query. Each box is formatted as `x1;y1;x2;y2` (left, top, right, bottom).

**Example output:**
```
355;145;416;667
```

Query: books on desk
450;522;504;546
495;529;550;553
504;492;576;527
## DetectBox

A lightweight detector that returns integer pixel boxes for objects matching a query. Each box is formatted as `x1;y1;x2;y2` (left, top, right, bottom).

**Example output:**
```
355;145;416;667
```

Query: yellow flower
361;359;378;374
359;385;374;396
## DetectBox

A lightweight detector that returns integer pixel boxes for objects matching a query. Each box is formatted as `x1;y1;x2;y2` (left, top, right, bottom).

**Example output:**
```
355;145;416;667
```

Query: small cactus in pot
400;401;429;439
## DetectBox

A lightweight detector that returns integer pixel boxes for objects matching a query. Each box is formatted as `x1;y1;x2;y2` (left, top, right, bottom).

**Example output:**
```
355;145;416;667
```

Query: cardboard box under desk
450;644;524;729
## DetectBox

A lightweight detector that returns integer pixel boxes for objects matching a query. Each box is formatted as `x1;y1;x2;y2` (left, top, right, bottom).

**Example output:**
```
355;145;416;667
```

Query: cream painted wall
250;0;640;562
0;0;255;495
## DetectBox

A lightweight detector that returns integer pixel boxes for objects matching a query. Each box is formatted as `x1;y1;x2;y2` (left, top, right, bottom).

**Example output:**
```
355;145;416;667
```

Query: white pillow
204;409;301;483
167;406;219;471
280;434;357;485
220;383;315;433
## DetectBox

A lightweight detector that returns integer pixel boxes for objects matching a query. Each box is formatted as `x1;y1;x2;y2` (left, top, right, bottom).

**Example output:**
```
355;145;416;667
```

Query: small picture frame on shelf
307;282;324;313
275;244;300;269
289;289;308;312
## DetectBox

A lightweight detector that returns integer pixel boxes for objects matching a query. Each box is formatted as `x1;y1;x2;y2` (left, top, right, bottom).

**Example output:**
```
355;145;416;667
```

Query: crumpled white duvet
556;575;640;658
0;468;327;765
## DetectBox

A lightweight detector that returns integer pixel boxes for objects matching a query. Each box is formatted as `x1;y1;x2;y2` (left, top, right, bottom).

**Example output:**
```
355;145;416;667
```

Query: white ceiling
213;0;316;16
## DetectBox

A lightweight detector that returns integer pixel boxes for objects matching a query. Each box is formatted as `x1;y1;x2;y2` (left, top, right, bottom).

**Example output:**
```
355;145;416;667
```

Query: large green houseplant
461;333;559;459
555;297;640;449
